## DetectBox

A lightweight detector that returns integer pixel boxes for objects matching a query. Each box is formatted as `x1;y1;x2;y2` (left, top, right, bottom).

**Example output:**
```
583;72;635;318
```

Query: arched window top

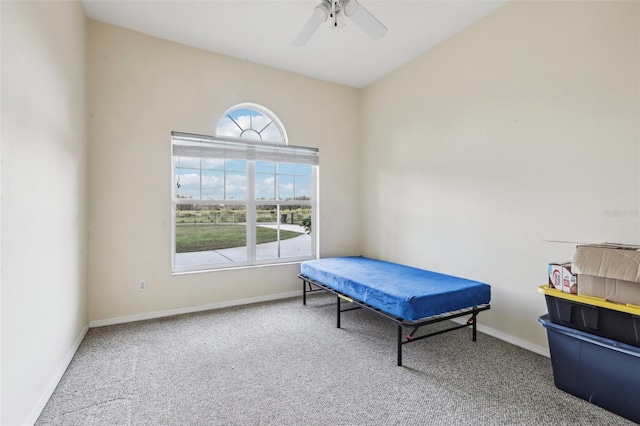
216;103;287;145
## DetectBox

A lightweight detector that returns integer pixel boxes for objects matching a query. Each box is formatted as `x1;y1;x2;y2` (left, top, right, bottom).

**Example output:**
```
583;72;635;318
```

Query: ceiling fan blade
344;0;387;40
293;2;330;47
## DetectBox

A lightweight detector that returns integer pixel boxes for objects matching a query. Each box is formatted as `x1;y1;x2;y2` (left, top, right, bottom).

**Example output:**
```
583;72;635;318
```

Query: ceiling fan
293;0;388;47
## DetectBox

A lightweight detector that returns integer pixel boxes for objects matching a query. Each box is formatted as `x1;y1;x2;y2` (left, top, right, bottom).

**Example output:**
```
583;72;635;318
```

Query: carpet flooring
36;293;635;425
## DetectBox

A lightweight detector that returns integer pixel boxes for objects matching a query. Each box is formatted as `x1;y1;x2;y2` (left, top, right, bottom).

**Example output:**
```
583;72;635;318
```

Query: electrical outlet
139;280;147;291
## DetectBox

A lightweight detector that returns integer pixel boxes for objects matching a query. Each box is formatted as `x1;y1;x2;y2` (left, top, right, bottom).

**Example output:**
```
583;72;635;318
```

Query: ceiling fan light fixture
293;0;387;47
314;1;331;21
342;0;357;17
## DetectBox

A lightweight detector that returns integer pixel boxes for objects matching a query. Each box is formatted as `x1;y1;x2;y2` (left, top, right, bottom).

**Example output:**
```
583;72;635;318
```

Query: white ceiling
82;0;508;88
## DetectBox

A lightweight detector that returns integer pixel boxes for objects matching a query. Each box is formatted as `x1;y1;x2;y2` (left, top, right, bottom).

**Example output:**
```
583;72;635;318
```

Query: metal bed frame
299;274;491;366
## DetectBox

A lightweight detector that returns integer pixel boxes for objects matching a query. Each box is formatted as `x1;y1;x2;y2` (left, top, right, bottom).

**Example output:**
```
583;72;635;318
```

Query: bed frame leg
397;325;403;366
303;279;307;305
336;295;341;328
472;308;477;341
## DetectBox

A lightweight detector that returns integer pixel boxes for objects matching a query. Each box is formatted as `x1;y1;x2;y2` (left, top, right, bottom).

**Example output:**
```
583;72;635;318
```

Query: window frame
216;103;288;145
171;130;318;274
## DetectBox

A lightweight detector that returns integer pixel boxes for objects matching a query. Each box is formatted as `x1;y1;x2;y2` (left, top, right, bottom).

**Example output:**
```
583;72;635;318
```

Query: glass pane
295;176;311;200
227;108;252;121
255;205;311;261
252;114;272;132
282;205;312;229
278;163;294;175
228;109;252;130
259;122;283;143
280;204;312;258
256;161;275;174
201;158;224;170
295;164;312;176
175;168;200;199
256;205;278;224
174;204;247;267
256;173;275;200
216;115;242;138
278;175;294;200
176;156;200;169
226;159;246;172
240;129;261;141
201;170;224;200
225;172;246;200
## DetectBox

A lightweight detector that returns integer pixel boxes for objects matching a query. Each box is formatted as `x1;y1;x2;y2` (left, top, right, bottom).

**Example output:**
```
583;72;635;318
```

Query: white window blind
171;131;319;165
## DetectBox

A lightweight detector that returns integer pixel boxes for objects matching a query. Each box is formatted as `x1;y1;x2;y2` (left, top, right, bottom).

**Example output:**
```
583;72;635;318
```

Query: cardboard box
562;267;577;294
572;243;640;305
548;261;577;294
577;275;640;306
548;262;565;290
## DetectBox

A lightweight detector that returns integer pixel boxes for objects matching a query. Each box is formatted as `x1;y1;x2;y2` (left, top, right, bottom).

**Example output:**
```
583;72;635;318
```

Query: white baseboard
26;323;89;426
89;290;303;328
90;292;551;358
479;323;550;357
452;317;550;358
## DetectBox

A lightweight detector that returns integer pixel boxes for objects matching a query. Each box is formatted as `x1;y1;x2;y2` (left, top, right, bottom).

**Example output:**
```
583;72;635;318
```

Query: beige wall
361;0;640;351
87;21;361;322
3;1;638;422
1;1;88;425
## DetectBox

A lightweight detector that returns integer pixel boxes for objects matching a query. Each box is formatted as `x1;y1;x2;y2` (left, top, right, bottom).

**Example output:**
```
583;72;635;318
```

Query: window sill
171;257;315;276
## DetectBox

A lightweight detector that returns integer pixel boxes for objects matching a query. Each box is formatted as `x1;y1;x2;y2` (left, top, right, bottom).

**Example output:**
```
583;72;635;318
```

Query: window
172;104;318;273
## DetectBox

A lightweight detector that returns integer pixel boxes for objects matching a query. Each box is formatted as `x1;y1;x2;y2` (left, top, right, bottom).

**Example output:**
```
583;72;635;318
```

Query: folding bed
299;256;491;366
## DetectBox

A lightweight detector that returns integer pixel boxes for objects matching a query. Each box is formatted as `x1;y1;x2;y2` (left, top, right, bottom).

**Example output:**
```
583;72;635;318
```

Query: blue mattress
300;256;491;322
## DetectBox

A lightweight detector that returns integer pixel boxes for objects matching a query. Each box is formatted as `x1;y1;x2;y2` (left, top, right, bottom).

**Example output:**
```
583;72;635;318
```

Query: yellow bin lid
538;285;640;316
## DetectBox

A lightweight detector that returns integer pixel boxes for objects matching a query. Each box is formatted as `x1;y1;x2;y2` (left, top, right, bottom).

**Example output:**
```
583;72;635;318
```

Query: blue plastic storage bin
544;294;640;347
539;314;640;423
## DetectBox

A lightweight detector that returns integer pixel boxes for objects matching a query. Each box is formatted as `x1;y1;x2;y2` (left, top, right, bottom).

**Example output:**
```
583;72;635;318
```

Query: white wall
87;21;361;322
361;0;640;351
3;1;636;422
1;2;88;425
